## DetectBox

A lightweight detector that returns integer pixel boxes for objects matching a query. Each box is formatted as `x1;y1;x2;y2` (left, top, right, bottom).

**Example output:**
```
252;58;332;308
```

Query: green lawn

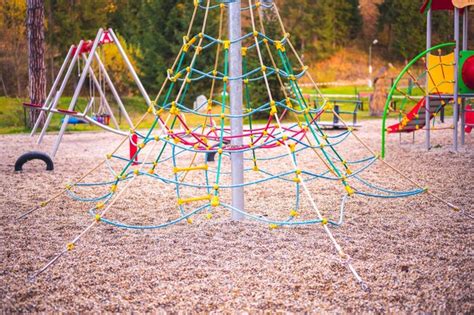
301;85;373;95
0;96;152;134
0;89;399;134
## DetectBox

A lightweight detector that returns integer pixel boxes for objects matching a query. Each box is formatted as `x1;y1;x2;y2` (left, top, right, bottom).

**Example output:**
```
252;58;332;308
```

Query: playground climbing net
22;0;466;290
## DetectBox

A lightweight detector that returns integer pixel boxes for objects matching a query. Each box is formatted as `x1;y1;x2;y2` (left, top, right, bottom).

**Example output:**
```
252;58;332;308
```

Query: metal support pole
107;28;151;107
425;9;432;151
333;104;340;126
51;29;104;157
108;28;167;135
453;8;460;152
82;54;120;130
228;0;244;220
94;52;134;128
30;45;75;136
461;9;469;145
463;8;469;49
38;41;85;144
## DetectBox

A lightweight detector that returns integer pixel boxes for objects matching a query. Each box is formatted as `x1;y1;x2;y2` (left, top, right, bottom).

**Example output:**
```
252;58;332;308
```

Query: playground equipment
20;0;467;291
19;28;148;169
381;0;473;157
14;151;54;171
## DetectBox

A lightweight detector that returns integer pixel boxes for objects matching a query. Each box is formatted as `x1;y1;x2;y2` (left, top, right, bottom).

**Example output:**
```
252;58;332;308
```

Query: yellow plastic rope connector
173;164;208;174
269;101;277;116
289;210;299;217
275;41;285;52
66;243;75;251
210;196;220;207
96;202;105;210
95;214;101;222
345;185;354;196
269;223;279;230
170;104;180;115
321;218;328;225
223;40;230;50
324;103;333;111
178;195;211;205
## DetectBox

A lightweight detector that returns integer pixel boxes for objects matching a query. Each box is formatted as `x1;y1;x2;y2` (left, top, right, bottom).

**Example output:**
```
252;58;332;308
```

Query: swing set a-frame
21;28;149;166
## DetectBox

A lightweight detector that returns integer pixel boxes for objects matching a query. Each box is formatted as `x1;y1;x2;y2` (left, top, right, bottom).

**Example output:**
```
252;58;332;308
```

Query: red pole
130;134;138;165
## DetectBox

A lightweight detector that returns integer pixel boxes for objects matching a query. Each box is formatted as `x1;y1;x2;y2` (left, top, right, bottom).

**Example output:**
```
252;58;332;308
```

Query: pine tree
44;0;109;87
135;0;219;102
377;0;425;60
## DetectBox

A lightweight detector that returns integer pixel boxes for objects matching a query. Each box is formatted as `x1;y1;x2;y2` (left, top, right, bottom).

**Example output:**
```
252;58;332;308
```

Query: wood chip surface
1;119;472;312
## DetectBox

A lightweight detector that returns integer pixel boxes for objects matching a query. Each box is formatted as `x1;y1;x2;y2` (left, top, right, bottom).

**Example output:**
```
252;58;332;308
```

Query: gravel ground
1;119;473;312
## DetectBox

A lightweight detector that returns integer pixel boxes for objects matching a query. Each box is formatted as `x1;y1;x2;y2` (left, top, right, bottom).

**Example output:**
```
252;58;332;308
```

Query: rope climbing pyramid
22;0;465;290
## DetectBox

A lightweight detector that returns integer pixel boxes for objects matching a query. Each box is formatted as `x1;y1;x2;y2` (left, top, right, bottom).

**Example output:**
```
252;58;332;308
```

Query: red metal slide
387;98;427;133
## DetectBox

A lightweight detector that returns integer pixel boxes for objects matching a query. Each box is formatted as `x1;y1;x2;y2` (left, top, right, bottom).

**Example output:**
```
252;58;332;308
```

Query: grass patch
1;93;386;135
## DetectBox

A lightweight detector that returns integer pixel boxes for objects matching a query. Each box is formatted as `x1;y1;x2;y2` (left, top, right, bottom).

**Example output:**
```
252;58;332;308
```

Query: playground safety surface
1;119;472;312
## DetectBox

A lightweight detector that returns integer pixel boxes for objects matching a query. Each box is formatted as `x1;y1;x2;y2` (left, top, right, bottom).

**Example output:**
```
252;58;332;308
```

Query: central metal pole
228;0;244;220
453;8;460;152
461;9;469;145
426;8;432;151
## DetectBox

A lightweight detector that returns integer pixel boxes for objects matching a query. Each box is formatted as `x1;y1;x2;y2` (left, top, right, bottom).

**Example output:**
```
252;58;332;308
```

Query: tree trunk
26;0;46;129
370;75;389;117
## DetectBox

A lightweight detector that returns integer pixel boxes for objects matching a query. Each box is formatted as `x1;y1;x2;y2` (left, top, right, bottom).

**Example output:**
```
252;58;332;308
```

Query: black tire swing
14;151;54;171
